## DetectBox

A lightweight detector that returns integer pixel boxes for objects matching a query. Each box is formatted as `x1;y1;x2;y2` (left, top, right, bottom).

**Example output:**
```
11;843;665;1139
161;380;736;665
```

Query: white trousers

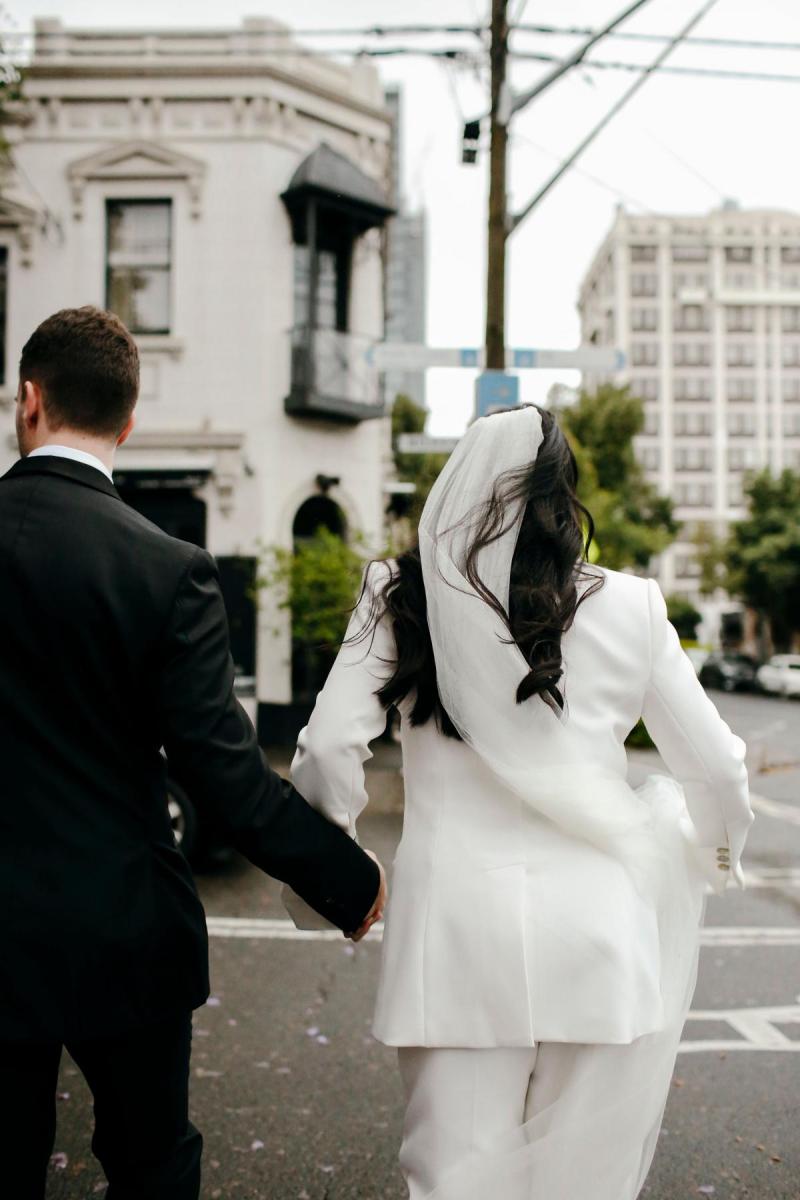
398;1044;584;1200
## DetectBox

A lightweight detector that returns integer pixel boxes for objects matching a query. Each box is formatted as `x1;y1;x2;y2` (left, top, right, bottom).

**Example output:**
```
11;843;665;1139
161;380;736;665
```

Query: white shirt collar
27;444;114;483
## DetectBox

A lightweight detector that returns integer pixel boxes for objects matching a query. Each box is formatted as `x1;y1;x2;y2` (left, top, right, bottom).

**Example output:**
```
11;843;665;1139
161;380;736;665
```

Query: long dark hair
356;405;604;739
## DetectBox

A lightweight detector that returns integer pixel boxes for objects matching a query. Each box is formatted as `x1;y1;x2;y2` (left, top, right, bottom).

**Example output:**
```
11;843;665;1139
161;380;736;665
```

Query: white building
0;17;395;740
579;203;800;634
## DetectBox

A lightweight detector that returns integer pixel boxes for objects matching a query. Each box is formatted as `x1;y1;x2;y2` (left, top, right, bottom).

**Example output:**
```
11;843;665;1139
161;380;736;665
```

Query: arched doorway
291;494;348;703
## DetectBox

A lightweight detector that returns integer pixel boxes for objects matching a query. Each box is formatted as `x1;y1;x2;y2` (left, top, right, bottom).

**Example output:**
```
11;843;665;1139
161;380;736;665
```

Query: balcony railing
286;326;385;422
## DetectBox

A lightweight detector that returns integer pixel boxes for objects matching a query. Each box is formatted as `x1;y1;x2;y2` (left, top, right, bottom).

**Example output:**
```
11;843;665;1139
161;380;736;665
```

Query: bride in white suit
286;404;754;1199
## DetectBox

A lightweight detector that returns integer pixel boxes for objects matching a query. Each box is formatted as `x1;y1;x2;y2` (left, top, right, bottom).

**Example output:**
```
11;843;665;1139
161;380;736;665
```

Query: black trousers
0;1012;202;1200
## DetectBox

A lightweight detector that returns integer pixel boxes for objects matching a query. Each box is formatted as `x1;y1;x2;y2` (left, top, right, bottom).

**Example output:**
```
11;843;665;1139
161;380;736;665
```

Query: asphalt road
45;689;800;1199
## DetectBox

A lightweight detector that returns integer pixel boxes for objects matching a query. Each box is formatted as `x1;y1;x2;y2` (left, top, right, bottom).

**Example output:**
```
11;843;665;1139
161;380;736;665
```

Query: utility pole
484;0;509;371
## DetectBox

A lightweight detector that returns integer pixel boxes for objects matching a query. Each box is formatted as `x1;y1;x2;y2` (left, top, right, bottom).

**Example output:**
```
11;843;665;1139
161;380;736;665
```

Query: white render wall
0;19;394;712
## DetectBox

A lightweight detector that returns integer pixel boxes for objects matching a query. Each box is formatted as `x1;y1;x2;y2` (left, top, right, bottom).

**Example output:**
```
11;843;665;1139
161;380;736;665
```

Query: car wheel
167;779;198;861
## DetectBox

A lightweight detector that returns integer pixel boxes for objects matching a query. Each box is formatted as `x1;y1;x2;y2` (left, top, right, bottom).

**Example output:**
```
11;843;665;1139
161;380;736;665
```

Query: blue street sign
512;348;537;369
459;348;480;367
475;371;519;418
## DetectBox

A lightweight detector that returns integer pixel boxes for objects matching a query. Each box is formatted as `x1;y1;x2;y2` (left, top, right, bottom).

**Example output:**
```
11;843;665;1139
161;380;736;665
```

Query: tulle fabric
423;773;709;1200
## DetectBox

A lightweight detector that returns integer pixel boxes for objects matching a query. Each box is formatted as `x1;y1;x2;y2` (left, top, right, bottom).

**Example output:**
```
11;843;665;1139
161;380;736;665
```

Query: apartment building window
782;342;800;368
674;411;712;436
631;306;658;331
675;446;712;471
674;304;709;332
630;244;657;262
672;245;708;262
726;343;755;368
726;306;755;333
784;411;800;436
728;477;744;506
782;306;800;333
106;200;172;335
631;272;658;297
0;245;6;387
639;446;660;470
631;342;658;366
632;377;658;401
674;377;711;401
674;482;713;507
642;411;659;435
673;271;709;292
781;245;800;263
674;342;711;367
728;410;756;436
725;246;753;263
727;378;755;402
783;379;800;402
728;446;759;471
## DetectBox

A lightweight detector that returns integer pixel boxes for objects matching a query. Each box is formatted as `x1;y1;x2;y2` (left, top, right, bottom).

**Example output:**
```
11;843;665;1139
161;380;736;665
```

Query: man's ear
117;413;135;448
19;380;43;427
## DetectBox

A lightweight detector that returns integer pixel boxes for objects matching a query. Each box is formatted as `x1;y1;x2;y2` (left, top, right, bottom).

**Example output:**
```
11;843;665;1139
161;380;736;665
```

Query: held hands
348;850;387;942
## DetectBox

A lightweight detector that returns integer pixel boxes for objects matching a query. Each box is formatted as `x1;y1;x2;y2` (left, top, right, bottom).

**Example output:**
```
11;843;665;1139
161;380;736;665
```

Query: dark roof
283;141;393;217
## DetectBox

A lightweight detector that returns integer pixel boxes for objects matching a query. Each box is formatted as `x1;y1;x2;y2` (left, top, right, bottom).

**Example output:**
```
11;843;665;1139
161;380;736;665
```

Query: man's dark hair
19;306;139;437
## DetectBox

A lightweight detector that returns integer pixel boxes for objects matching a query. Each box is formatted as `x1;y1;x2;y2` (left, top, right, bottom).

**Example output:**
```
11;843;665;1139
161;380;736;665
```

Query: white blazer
289;564;754;1048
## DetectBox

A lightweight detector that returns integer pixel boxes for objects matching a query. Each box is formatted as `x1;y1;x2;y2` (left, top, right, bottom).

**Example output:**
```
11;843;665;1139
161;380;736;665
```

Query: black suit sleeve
156;548;380;933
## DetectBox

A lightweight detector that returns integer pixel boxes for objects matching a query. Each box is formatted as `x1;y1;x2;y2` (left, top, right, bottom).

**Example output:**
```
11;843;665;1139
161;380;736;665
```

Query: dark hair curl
355;405;604;739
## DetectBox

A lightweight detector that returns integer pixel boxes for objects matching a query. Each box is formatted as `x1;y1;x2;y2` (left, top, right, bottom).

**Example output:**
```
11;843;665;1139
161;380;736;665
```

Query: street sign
476;371;519;417
371;343;624;372
396;434;460;455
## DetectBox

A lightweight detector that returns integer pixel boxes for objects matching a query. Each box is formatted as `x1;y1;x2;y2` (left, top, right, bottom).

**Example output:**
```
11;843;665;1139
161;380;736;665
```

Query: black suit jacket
0;455;379;1043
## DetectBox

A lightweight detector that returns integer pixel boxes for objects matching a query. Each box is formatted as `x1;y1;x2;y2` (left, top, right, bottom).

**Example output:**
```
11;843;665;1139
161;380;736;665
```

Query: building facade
382;86;427;412
579;204;800;634
0;17;394;738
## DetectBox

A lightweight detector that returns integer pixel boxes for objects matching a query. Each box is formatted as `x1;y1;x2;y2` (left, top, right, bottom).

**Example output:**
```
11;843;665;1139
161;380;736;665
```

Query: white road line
206;918;800;948
680;1005;800;1053
750;793;800;826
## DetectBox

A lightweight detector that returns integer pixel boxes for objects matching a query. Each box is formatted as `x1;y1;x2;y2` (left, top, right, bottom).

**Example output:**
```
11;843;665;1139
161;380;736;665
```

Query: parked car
756;655;800;698
684;647;710;677
698;652;760;693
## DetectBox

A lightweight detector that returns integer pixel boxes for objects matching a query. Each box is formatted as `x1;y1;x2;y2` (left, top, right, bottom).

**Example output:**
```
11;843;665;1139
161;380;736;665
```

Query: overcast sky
4;0;799;434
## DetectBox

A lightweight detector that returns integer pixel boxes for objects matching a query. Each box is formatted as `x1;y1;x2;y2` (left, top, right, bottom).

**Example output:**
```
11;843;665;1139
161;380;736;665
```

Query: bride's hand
348;851;386;942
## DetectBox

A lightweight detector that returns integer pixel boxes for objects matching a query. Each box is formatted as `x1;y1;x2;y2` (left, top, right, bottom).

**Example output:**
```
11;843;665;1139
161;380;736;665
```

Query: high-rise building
383;87;428;411
578;203;800;619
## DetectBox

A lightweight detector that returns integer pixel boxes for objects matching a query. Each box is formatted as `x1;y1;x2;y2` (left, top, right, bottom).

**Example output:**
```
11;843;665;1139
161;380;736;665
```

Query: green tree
561;384;679;570
391;393;450;528
695;469;800;650
665;594;702;641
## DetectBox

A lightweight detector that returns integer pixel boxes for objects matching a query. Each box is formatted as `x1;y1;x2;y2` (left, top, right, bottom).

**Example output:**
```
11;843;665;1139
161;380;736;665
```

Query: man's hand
348;850;386;942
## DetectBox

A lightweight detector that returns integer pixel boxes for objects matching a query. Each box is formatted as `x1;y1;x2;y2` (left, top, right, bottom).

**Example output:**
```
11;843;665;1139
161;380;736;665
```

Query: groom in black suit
0;306;385;1199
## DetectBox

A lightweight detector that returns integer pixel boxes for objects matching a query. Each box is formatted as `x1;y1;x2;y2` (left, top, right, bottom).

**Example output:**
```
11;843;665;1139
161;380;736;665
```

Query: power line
513;23;800;54
511;129;656;211
511;50;800;85
509;0;720;235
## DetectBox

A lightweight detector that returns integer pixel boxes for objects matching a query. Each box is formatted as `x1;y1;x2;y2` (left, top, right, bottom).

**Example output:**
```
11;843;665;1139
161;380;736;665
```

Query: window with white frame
783;378;800;402
638;445;660;471
674;377;711;401
783;410;800;436
725;306;755;333
642;411;659;435
674;482;713;507
675;445;712;471
631;306;658;331
631;272;658;297
631;342;659;366
674;342;711;367
630;244;657;262
782;342;800;368
672;244;708;262
106;200;172;335
674;410;712;435
726;342;756;367
727;378;755;402
728;446;759;471
782;306;800;333
728;409;756;436
632;377;658;401
674;304;709;332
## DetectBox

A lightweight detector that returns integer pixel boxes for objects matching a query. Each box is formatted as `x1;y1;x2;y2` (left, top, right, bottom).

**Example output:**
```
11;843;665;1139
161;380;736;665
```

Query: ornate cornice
66;138;206;220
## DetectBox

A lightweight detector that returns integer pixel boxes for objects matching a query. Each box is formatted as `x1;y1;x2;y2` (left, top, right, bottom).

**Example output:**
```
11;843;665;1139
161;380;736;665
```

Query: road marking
750;793;800;826
680;1005;800;1053
206;918;800;948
